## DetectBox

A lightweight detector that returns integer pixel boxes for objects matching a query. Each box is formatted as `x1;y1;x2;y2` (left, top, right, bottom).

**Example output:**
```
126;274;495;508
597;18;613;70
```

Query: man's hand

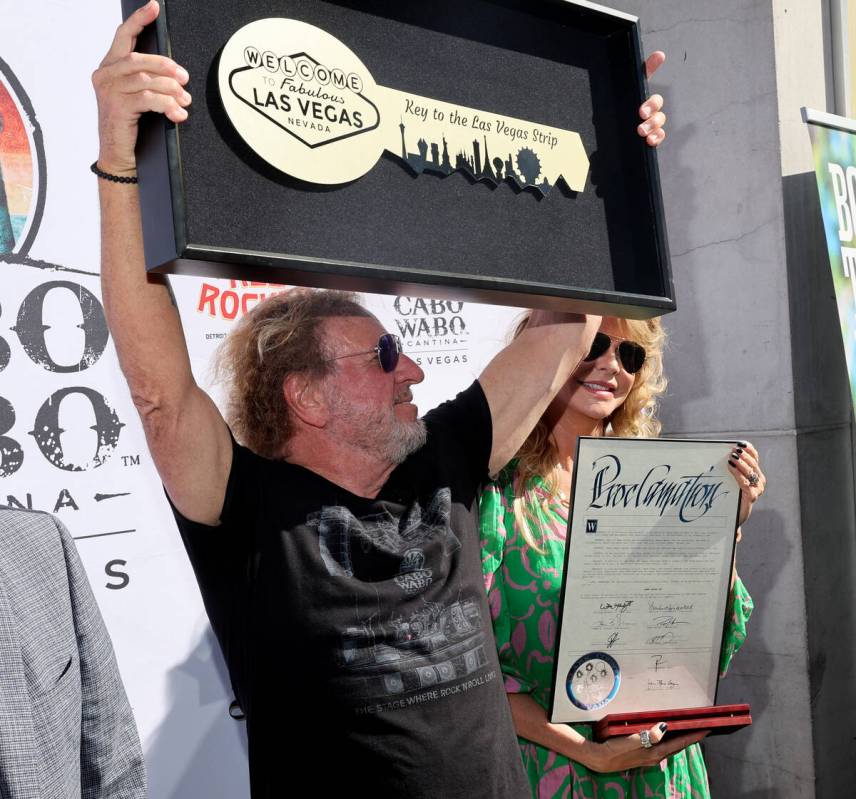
93;0;231;527
638;51;666;147
92;0;191;174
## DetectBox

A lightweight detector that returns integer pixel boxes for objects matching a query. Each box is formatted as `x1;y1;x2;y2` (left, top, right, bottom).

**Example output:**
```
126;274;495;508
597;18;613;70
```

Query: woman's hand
728;441;766;528
507;693;706;774
583;723;708;773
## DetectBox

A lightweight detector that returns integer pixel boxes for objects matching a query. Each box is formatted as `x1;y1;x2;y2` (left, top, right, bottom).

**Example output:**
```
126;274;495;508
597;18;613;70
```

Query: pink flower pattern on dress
539;609;555;651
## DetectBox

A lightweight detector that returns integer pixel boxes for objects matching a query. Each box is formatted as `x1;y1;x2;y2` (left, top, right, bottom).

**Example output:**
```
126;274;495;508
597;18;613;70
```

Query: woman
480;315;764;798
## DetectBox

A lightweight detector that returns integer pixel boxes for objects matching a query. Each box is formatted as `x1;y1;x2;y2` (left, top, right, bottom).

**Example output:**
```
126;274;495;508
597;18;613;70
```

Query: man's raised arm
479;313;600;476
94;0;231;525
479;52;668;475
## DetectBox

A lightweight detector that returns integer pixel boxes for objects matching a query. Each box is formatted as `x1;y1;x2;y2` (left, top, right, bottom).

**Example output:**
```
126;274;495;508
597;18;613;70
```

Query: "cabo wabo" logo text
393;297;469;368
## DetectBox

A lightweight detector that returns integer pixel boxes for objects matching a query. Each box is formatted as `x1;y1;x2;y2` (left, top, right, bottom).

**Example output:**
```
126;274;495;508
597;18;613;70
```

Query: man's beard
384;416;428;464
328;394;427;465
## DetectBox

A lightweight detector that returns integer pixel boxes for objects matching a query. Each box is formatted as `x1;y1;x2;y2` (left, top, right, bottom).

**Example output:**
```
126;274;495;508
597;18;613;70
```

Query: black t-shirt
171;381;528;798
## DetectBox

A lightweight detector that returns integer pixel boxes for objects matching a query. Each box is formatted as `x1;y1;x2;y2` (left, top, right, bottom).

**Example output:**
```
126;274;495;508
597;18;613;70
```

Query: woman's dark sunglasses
328;333;403;373
584;332;646;374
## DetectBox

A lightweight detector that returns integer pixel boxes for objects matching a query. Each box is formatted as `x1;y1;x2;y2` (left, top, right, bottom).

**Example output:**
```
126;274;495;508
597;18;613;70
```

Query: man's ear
283;372;329;429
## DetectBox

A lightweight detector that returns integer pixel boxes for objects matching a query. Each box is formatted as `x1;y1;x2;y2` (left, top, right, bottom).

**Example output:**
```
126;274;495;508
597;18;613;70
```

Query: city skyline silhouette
397;119;556;195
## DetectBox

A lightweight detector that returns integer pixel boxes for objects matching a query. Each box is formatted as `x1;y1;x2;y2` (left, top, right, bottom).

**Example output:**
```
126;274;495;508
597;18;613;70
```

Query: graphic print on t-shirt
308;487;489;699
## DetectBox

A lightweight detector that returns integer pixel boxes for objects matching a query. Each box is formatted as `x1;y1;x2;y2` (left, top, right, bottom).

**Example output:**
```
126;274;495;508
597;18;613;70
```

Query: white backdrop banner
0;4;521;796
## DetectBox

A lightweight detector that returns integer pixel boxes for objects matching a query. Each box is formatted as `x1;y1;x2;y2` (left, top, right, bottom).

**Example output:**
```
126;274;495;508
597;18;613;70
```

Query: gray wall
617;0;856;795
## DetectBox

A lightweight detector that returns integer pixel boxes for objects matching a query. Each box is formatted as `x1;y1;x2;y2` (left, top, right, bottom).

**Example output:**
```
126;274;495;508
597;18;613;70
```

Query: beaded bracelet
90;161;138;184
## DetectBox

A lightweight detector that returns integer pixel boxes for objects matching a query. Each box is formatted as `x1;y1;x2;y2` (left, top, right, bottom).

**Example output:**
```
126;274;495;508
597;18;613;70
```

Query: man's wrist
95;153;137;177
91;161;138;184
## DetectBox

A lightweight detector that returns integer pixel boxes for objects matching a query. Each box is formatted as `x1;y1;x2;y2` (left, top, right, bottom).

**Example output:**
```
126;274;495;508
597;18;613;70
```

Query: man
0;508;146;798
92;3;690;796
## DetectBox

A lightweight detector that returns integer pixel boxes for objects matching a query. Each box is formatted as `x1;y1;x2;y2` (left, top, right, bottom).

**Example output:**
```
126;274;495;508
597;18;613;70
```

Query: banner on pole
805;107;856;409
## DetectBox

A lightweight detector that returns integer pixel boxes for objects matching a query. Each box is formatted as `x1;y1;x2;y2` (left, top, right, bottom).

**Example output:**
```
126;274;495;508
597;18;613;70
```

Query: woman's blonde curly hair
511;315;668;550
213;288;371;459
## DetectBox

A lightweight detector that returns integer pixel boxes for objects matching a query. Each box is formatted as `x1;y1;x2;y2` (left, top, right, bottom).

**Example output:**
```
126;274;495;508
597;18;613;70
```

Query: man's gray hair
214;288;371;458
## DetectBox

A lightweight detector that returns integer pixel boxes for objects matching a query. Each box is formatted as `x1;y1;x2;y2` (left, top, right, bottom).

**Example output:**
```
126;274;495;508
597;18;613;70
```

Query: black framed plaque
125;0;675;317
549;437;745;729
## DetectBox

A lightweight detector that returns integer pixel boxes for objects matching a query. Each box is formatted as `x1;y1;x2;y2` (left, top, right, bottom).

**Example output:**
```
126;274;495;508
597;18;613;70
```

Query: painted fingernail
738;441;748;447
659;723;668;732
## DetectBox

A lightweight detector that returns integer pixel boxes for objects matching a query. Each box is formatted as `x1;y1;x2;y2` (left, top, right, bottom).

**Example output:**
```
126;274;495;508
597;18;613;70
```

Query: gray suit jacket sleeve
56;519;148;798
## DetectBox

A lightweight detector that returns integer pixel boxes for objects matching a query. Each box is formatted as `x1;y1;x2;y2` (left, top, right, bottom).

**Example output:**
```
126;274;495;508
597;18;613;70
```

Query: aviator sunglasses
584;332;646;374
328;333;403;373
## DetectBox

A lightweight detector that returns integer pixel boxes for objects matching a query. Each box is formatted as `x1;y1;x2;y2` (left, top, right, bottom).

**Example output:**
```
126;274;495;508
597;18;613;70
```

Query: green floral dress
479;465;753;799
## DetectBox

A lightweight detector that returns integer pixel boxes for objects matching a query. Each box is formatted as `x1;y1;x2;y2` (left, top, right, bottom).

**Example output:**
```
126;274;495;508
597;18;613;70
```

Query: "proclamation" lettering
586;454;728;522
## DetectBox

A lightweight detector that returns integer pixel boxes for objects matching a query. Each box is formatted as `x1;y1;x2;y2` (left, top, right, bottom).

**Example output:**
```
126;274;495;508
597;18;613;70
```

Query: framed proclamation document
122;0;675;318
549;438;751;737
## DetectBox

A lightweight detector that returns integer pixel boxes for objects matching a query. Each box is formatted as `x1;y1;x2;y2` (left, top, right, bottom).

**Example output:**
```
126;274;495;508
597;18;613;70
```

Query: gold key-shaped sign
218;18;590;197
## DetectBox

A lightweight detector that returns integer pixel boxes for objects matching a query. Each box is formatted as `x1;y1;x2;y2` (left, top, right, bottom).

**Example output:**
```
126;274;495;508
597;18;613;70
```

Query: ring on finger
748;472;760;487
640;730;653;749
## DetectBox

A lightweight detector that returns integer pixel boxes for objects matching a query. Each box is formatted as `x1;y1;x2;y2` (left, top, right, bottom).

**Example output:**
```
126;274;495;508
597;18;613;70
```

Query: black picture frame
549;436;743;724
124;0;675;318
